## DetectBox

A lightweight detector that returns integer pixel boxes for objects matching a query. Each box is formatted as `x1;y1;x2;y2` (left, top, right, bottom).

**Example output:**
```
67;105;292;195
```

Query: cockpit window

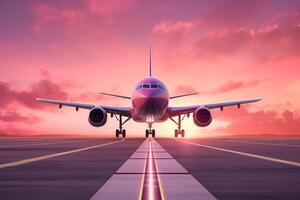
136;84;142;90
137;83;164;89
158;85;164;89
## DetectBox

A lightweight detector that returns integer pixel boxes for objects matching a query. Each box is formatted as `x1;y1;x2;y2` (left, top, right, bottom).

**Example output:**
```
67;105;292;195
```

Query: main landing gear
145;123;155;138
170;114;186;138
113;114;131;138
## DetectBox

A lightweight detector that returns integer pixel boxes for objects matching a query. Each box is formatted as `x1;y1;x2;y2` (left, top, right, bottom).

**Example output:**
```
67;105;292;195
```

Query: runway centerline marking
0;140;87;148
0;139;124;170
140;140;165;200
91;139;216;200
179;139;300;168
226;140;300;148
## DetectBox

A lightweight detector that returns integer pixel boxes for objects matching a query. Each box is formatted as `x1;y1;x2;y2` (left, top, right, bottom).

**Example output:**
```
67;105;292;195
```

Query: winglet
149;45;152;77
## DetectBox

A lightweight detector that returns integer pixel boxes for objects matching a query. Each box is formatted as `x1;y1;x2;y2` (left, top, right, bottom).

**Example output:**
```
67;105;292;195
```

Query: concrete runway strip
0;137;300;200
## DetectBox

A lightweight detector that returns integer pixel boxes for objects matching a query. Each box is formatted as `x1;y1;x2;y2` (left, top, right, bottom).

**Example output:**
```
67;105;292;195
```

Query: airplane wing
168;98;261;116
36;98;131;116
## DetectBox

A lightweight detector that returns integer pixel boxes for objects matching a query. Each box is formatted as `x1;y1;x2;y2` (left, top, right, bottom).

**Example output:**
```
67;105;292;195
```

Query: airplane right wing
168;98;261;116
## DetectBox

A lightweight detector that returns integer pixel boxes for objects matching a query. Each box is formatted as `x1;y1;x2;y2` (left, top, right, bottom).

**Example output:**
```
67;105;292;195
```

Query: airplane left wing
36;98;131;116
168;98;261;116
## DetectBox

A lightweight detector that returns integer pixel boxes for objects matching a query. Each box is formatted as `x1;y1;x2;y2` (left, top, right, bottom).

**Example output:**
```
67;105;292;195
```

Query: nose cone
132;89;168;119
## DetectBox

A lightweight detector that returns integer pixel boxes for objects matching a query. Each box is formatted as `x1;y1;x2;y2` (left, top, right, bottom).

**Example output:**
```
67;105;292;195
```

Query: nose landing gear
175;129;185;137
145;123;155;137
145;129;155;137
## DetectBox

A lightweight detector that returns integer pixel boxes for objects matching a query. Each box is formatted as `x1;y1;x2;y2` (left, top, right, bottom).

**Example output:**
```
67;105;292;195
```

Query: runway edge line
0;139;125;170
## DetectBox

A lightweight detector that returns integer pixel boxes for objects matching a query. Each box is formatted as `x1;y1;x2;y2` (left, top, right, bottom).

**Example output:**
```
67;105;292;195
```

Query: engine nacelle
88;107;107;127
193;107;212;127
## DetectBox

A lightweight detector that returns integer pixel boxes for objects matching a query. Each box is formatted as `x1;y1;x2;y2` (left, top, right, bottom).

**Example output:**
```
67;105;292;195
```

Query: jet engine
193;107;212;127
88;107;107;127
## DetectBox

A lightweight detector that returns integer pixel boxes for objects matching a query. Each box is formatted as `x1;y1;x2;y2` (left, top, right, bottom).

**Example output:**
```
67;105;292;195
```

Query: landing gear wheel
181;129;185;137
152;129;156;138
115;114;131;138
175;129;178;138
145;129;149;138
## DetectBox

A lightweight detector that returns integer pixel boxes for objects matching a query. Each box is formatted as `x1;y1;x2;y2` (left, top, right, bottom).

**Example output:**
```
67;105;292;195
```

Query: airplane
36;47;261;138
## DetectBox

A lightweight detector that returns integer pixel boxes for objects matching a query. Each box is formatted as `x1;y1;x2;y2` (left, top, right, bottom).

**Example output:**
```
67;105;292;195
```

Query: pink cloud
0;79;68;110
16;79;69;109
0;81;15;107
153;20;197;34
214;107;300;135
153;12;300;64
0;111;40;123
174;80;259;96
212;80;260;94
88;0;135;17
34;3;85;32
195;12;300;62
174;85;199;95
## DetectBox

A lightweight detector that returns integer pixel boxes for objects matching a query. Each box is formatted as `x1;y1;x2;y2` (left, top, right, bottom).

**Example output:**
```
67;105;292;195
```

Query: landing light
146;115;154;123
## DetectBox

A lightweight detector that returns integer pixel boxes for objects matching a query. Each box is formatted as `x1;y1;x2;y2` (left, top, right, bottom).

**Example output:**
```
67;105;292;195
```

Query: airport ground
0;136;299;200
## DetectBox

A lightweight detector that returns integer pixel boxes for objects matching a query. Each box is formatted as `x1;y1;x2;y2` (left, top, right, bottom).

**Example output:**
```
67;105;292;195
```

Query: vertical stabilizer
149;45;152;77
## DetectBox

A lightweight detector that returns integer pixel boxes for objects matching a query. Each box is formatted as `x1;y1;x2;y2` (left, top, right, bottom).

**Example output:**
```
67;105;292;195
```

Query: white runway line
90;174;143;200
0;139;124;170
0;140;85;148
116;159;146;173
226;140;300;148
152;140;216;200
90;140;148;200
91;139;217;200
181;140;300;168
159;174;216;200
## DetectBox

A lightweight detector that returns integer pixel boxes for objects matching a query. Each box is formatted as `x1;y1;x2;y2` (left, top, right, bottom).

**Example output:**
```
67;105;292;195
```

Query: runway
0;137;300;200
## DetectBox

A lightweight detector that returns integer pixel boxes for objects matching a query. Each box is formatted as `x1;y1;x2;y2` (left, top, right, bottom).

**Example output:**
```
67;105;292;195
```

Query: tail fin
149;45;152;77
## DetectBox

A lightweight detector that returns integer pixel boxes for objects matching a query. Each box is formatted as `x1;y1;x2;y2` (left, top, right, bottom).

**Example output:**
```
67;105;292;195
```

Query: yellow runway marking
0;139;124;170
179;140;300;168
138;141;148;200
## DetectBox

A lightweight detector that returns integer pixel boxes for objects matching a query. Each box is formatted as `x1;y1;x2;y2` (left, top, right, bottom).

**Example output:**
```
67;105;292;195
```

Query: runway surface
0;137;300;200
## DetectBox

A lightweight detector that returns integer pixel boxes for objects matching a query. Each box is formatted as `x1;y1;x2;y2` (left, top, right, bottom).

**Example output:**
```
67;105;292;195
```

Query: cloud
174;85;199;95
33;0;136;31
88;0;135;17
33;3;85;32
214;106;300;135
212;80;260;94
16;79;69;109
0;81;15;107
0;111;40;123
153;12;300;63
174;80;259;96
195;12;300;62
0;79;68;110
153;20;197;34
200;1;267;29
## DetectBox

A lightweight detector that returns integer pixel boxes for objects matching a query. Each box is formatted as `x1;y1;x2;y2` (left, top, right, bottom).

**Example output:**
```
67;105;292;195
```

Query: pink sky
0;0;300;137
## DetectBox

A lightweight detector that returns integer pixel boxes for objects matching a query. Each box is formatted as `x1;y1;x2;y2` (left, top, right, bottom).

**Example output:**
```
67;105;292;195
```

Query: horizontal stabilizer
100;92;131;99
169;92;198;99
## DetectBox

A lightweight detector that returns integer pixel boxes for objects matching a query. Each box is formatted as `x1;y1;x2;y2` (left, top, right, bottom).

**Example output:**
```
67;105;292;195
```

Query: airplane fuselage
131;77;169;123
